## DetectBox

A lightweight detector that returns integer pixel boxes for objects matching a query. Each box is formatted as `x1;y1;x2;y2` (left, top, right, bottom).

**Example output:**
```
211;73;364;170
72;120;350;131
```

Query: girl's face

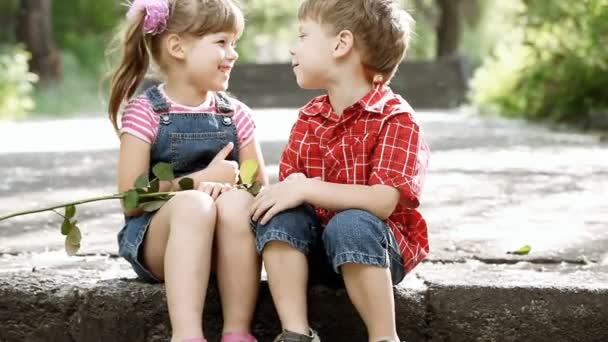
182;31;239;92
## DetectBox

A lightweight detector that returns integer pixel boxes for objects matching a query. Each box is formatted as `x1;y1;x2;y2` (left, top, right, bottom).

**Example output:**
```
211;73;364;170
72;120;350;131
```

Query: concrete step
2;110;607;341
0;255;606;342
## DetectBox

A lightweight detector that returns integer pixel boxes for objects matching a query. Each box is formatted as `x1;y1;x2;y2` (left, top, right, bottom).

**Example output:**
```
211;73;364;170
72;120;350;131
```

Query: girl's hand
203;142;240;185
198;182;233;200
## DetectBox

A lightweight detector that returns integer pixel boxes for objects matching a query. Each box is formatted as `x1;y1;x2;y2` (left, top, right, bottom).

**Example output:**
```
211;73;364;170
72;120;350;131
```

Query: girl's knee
168;190;217;222
216;189;253;216
216;189;254;232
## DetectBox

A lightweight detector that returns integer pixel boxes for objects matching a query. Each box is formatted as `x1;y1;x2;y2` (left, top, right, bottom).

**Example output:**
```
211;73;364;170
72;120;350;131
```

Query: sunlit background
1;0;606;129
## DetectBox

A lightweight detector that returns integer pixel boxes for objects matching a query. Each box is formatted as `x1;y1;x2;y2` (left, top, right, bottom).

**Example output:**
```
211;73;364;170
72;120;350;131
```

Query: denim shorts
117;211;161;283
253;205;406;287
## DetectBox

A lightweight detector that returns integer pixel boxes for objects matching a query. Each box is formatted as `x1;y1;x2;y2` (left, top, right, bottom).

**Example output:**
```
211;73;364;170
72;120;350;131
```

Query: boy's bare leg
341;263;399;342
263;241;310;334
215;189;262;334
142;191;217;342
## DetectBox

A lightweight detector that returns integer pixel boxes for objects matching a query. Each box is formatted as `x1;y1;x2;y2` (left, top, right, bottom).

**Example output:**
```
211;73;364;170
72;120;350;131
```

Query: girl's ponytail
107;15;150;133
106;0;244;133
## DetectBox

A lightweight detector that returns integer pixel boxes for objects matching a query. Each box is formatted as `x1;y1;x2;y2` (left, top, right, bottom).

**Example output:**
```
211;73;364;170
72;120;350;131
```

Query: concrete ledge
141;58;469;109
421;262;608;342
0;270;424;342
1;257;606;342
228;58;469;109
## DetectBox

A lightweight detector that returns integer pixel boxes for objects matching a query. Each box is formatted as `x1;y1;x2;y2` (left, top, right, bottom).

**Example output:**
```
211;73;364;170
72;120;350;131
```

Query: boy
250;1;429;341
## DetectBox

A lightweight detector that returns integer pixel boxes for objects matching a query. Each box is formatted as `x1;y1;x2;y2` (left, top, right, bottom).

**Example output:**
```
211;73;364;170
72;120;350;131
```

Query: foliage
237;0;300;62
0;45;38;119
507;244;531;256
0;161;262;255
31;52;105;116
460;1;513;68
52;1;123;74
470;0;608;126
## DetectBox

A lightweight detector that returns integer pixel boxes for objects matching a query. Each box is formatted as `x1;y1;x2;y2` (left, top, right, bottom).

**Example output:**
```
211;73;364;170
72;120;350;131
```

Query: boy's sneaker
273;329;320;342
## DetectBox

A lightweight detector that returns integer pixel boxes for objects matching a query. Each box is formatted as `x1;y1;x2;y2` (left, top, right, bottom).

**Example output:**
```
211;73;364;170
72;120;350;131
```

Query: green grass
30;53;107;118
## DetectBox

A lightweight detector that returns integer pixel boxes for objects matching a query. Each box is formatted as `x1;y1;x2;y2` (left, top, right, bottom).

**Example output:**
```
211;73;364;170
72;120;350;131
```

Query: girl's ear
166;33;187;60
333;30;354;58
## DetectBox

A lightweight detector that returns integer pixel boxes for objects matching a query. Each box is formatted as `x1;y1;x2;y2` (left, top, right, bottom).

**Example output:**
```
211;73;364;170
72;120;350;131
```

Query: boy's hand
285;172;320;182
284;172;307;182
203;142;239;185
250;180;307;225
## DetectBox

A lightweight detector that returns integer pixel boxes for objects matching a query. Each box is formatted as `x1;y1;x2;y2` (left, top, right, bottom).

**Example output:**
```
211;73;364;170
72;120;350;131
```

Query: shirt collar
300;85;393;122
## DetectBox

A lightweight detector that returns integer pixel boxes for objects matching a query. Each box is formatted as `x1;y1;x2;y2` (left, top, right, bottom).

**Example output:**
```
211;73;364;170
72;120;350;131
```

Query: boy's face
290;19;336;89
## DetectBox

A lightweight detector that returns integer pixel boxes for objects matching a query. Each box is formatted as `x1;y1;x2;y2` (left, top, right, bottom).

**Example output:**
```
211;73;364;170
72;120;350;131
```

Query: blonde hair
107;0;244;132
298;0;414;84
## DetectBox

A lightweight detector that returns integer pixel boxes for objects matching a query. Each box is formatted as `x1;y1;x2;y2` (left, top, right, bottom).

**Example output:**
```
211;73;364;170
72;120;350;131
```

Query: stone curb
1;258;606;342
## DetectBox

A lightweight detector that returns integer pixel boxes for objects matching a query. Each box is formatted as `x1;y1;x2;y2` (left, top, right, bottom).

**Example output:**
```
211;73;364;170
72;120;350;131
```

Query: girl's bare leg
142;190;217;341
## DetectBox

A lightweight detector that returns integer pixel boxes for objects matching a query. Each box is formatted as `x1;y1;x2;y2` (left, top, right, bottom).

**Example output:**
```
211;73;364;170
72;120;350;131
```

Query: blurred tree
0;0;19;43
410;0;483;60
471;0;608;126
436;0;461;59
17;0;62;84
51;1;122;73
238;0;300;62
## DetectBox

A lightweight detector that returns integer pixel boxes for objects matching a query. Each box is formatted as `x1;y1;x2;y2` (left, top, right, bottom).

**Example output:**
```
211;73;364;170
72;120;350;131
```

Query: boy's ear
166;33;187;60
333;30;354;58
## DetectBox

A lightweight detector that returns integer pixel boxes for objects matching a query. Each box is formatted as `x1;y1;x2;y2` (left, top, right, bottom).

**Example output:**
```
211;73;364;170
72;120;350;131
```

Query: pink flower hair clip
127;0;170;35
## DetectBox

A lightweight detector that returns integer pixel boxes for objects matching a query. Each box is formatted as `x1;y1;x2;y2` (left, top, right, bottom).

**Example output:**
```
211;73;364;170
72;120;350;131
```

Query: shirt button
222;116;233;126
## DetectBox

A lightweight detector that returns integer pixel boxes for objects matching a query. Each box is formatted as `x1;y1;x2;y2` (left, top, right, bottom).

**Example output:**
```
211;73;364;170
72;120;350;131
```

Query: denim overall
117;86;239;282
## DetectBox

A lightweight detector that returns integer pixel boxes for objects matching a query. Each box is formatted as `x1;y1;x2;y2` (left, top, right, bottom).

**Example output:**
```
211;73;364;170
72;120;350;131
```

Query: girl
108;0;267;341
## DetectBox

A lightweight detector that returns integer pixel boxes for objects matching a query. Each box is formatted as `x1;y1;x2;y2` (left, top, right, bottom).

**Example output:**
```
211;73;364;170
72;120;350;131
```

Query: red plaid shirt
279;85;430;273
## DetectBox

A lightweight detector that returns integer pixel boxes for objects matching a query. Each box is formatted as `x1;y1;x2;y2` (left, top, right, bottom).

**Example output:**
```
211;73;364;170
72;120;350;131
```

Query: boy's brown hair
299;0;414;83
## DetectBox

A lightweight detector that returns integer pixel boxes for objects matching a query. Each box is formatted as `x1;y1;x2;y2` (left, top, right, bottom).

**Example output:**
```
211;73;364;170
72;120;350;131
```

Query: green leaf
140;201;165;212
61;217;72;236
123;190;140;210
149;178;160;193
178;177;195;190
152;162;175;181
159;194;174;201
65;225;81;256
508;244;531;255
65;204;76;219
240;159;258;185
134;174;149;188
247;181;263;196
67;225;82;245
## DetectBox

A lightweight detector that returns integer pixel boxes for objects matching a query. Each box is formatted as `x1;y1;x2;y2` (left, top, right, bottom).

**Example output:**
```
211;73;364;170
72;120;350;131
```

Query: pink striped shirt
120;86;256;146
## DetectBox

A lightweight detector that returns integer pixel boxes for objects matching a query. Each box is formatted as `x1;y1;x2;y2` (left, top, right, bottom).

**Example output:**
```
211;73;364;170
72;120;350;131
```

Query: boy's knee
323;209;388;267
254;205;317;254
324;209;383;244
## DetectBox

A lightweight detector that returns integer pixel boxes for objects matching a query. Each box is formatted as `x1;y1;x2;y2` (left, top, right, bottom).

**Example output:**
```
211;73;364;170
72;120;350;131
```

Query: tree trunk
16;0;62;84
436;0;461;60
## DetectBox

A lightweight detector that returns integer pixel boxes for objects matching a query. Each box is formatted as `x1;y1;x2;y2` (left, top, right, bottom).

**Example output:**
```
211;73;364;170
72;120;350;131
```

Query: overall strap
215;92;234;114
145;86;171;113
